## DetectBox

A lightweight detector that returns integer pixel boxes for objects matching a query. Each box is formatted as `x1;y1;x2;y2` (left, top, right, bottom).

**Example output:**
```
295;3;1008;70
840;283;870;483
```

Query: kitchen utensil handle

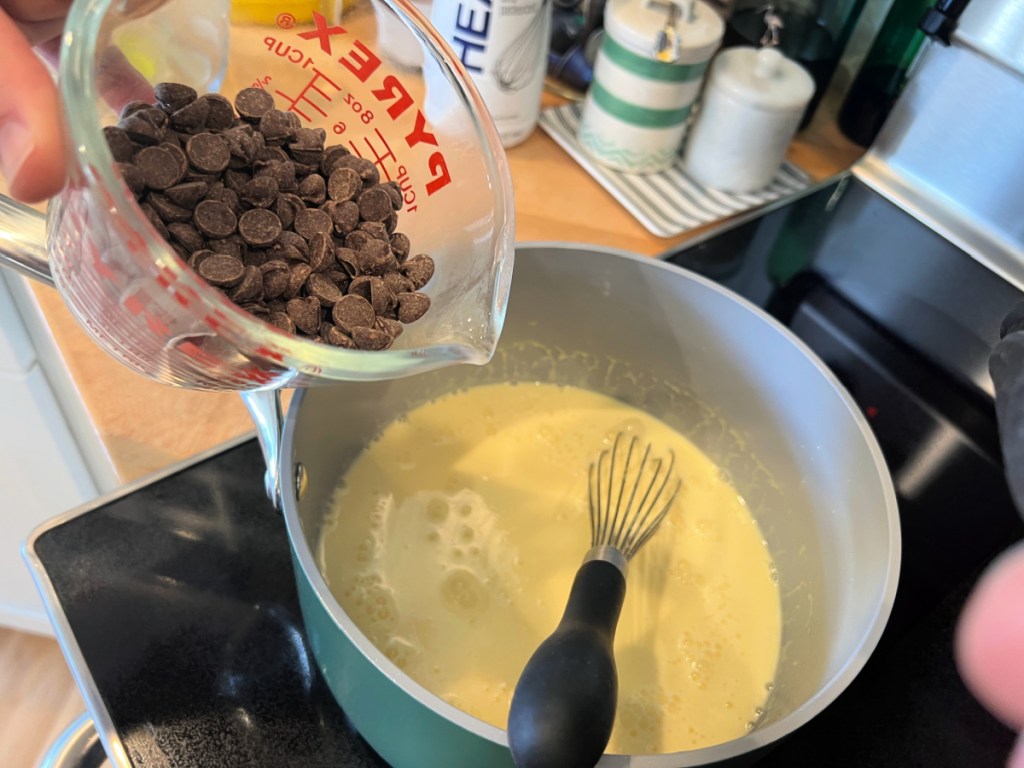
507;558;626;768
0;194;54;287
991;300;1024;521
241;388;285;511
38;714;108;768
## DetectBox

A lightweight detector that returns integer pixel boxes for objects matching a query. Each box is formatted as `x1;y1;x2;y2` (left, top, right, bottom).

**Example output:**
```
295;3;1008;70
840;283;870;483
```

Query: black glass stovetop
28;173;1024;767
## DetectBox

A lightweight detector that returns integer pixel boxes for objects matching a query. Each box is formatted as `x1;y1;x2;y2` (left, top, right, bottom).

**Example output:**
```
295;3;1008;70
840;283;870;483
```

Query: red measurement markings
274;67;341;122
276;12;453;198
349;128;397;178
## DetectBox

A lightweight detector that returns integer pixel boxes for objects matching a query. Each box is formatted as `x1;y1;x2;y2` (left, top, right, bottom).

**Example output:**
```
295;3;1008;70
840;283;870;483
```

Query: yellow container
230;0;324;25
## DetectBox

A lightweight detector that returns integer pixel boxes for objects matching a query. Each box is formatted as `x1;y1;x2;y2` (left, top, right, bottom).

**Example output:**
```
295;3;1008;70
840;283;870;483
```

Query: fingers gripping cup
32;0;514;392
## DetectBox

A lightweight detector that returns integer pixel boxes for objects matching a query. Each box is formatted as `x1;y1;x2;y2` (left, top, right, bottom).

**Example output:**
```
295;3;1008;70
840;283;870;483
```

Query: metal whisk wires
589;432;681;560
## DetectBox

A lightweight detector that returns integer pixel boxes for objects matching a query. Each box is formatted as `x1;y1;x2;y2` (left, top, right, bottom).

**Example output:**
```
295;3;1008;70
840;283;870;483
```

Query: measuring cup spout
0;195;54;287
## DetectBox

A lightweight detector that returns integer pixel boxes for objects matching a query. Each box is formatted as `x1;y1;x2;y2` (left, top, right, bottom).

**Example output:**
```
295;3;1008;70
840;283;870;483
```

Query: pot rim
280;241;902;765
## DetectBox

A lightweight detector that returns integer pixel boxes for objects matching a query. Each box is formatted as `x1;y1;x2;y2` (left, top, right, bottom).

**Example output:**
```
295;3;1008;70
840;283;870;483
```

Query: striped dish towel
538;102;811;239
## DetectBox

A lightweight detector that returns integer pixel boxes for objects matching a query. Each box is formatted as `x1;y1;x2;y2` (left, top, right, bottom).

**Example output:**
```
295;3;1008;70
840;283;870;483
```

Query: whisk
493;0;551;93
507;432;682;768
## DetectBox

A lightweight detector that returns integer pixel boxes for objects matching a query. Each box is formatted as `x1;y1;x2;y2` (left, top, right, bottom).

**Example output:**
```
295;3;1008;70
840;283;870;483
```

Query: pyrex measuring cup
0;0;515;393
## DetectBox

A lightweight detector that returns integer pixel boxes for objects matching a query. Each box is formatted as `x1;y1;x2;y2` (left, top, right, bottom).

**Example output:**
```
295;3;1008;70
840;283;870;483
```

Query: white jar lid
707;46;815;112
605;0;725;65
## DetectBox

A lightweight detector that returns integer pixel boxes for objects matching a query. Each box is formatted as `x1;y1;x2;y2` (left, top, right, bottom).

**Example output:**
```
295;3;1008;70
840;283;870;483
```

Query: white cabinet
0;274;98;635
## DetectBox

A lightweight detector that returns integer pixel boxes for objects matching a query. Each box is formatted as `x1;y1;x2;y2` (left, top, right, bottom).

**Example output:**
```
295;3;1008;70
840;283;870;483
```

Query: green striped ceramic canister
579;0;724;174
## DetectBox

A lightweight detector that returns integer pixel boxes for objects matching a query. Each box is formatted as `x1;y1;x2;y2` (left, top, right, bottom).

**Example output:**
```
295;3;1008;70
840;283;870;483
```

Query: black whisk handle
507;559;626;768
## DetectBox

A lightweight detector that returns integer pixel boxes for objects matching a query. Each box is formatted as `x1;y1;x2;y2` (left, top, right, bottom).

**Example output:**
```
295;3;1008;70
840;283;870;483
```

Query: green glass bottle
838;0;935;146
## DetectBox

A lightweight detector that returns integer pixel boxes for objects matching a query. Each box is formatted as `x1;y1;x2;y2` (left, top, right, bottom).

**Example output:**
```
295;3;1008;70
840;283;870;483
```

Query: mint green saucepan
277;243;901;768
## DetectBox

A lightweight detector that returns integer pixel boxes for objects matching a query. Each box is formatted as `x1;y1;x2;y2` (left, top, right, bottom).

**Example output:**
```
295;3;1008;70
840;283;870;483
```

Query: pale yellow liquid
318;382;781;754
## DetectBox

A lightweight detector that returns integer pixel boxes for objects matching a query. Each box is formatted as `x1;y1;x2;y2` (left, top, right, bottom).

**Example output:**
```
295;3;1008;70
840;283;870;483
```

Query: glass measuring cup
0;0;515;393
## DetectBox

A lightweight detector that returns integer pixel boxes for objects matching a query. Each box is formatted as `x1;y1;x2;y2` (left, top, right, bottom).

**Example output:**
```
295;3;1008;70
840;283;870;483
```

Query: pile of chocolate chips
104;82;434;351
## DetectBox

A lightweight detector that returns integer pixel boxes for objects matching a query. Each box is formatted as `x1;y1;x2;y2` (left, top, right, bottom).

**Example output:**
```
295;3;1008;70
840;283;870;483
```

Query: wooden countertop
22;93;862;486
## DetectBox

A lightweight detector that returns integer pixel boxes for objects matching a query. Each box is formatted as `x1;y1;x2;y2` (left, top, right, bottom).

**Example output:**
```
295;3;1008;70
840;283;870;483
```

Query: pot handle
38;714;108;768
241;388;285;511
0;194;55;287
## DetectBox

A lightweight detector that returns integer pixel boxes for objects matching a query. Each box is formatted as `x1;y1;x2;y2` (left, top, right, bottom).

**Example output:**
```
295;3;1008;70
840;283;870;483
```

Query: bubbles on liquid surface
441;568;490;618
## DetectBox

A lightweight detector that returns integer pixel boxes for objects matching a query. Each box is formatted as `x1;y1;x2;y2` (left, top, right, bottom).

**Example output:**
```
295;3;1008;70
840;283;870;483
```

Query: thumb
0;11;67;203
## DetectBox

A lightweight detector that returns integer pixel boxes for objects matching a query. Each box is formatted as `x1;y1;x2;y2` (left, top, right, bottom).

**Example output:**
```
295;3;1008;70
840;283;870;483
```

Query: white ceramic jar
578;0;724;174
683;46;815;193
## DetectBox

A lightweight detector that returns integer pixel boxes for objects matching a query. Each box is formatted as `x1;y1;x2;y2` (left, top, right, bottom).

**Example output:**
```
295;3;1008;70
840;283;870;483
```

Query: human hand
0;1;70;203
956;543;1024;767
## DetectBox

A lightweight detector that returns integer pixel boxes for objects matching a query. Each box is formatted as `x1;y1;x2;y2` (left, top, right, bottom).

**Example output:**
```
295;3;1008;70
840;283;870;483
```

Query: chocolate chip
358;221;389;241
170;97;210;133
208;236;246;259
257;145;290;165
117;163;147;196
323;324;356;348
377;316;404;340
346;230;373;252
235;88;276;122
188;249;216;270
293;208;332;240
334;155;380;186
286;296;322;335
397;291;431;323
238;208;282;247
306;273;346;306
384;180;404;210
154;82;197;112
288;127;326;165
229;265;264;302
352;326;392;350
193;199;238;238
285;264;313;300
120;100;152;119
148;193;193;223
349;275;395;315
383;271;414;295
402;254;435;289
263;268;290;300
105;127;138;162
186;133;231;174
165;181;209;208
160;142;189;177
332;294;375;334
358;186;393;222
358;239;397;276
119;114;164;145
137;107;169;131
201;94;236;131
277;230;309;258
134;145;186;189
327;168;361;202
335;247;360;277
328;200;361;234
275;192;305;229
389;232;411;263
241;176;280;208
197;253;245;287
224;168;252;194
321;145;351;176
205;184;240;213
260;109;298;142
242;303;270;317
167;223;205;253
297;173;326;205
268;311;296;334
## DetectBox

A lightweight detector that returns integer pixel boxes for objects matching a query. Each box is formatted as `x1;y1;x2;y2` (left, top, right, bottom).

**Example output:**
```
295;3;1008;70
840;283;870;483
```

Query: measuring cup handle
241;388;286;511
0;194;54;287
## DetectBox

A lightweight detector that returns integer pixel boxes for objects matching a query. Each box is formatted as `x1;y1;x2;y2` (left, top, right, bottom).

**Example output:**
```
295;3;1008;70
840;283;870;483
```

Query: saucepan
277;243;901;767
